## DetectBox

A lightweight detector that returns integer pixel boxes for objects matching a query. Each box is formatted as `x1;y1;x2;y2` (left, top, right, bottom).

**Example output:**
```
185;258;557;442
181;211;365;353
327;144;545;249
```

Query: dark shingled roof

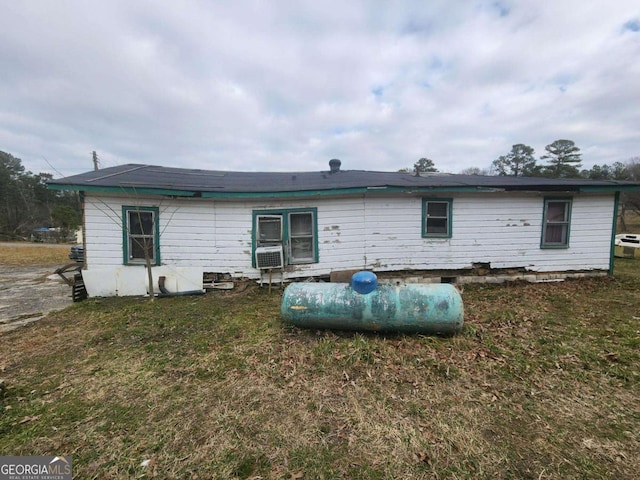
47;163;640;197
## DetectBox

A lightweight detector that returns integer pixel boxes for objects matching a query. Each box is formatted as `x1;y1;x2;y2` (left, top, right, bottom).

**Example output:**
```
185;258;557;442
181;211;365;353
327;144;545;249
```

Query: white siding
83;191;615;283
360;193;613;272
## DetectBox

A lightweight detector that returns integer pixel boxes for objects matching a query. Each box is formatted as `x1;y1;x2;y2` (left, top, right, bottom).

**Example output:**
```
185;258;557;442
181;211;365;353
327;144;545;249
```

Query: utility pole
92;151;99;171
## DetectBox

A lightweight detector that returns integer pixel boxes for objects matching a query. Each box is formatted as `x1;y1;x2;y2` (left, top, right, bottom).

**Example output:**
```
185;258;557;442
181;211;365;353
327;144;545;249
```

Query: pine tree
541;140;582;178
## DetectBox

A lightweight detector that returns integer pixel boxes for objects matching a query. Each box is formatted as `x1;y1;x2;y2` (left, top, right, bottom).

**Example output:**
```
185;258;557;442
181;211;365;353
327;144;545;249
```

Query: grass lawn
0;242;70;266
0;258;639;479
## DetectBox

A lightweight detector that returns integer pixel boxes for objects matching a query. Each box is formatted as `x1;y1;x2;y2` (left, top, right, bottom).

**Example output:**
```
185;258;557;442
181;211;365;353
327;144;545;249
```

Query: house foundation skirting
374;270;609;286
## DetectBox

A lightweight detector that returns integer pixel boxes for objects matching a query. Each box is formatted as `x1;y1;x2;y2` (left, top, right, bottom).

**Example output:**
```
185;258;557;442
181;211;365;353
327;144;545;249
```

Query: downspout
609;191;620;275
157;276;204;297
80;191;86;269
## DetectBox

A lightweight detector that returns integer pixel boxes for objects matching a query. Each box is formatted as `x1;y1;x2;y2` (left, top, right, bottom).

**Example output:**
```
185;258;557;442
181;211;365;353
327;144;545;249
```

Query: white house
48;160;639;297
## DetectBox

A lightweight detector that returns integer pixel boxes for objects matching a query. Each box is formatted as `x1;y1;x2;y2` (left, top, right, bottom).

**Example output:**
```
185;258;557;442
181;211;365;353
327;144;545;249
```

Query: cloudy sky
1;1;639;178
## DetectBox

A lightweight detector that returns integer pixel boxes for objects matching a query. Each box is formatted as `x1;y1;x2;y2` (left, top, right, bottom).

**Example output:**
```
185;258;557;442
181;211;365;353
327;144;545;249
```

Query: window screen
124;207;159;264
423;199;452;237
542;199;571;247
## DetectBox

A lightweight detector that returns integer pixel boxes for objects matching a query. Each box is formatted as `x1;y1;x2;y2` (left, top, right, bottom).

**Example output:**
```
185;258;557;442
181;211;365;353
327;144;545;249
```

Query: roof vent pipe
329;158;341;173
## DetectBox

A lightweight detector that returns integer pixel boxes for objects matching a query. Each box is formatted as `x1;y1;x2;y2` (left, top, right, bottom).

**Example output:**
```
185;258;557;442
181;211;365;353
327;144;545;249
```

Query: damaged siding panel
457;198;539;227
208;197;367;277
361;191;577;272
313;198;366;273
363;197;422;270
479;194;612;272
297;197;365;274
446;230;537;240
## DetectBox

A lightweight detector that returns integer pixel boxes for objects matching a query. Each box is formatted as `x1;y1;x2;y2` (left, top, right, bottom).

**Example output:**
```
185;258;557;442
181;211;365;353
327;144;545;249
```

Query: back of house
48;160;640;297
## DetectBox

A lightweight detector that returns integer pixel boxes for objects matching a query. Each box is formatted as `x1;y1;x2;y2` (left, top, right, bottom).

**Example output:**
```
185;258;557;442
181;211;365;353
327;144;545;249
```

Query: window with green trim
422;199;452;238
541;198;572;248
123;206;160;265
254;208;318;265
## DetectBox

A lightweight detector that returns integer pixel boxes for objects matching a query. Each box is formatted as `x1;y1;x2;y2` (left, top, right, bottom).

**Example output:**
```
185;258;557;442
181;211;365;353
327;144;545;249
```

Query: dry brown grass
0;242;70;266
0;263;639;479
618;210;640;233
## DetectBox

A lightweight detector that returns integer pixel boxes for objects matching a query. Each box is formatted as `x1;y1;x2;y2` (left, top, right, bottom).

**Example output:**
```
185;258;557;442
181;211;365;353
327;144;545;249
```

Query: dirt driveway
0;264;73;334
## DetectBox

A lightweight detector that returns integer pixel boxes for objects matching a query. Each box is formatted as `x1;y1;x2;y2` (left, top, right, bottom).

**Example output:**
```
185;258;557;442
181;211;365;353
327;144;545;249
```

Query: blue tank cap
351;271;378;294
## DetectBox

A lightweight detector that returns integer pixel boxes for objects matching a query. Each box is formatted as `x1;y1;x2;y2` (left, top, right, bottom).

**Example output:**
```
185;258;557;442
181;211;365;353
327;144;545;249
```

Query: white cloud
0;0;638;176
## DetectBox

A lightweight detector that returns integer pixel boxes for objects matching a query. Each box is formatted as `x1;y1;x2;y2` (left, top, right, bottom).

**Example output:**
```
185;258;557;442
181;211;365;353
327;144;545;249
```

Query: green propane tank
281;272;464;334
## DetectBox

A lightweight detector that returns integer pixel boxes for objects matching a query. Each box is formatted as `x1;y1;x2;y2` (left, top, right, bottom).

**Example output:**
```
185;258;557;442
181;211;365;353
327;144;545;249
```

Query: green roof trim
202;186;495;198
609;191;620;275
48;182;634;199
47;183;196;197
579;185;640;193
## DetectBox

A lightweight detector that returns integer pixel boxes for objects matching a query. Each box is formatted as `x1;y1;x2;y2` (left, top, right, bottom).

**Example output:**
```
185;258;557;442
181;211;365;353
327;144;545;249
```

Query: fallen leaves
414;451;431;465
17;415;40;424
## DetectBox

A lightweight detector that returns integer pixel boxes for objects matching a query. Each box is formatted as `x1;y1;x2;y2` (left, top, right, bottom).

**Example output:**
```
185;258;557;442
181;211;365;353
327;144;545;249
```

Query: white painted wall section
82;191;615;295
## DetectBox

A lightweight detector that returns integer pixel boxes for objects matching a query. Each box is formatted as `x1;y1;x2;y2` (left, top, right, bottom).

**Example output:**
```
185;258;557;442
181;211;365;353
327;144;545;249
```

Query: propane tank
281;272;463;334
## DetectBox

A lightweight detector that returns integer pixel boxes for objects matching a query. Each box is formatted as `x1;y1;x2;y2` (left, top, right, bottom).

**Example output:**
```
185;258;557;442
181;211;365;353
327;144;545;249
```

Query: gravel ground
0;265;73;334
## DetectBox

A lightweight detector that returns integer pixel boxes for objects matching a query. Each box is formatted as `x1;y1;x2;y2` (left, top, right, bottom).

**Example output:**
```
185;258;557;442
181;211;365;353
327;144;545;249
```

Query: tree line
403;139;638;181
0;150;81;241
490;139;636;180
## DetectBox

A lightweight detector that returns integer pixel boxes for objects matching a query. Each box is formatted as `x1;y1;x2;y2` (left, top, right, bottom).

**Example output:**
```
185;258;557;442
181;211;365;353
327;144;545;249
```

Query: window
422;199;452;238
253;208;318;265
122;206;160;265
541;198;571;248
257;215;283;244
289;212;315;263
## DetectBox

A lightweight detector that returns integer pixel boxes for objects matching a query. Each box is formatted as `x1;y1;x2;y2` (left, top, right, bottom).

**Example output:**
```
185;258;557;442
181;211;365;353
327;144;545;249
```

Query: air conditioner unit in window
255;245;284;269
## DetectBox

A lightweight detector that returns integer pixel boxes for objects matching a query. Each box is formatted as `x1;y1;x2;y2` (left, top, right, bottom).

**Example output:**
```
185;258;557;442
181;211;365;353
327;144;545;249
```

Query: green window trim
422;198;453;238
609;192;620;274
252;207;319;267
122;206;161;265
541;197;572;249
